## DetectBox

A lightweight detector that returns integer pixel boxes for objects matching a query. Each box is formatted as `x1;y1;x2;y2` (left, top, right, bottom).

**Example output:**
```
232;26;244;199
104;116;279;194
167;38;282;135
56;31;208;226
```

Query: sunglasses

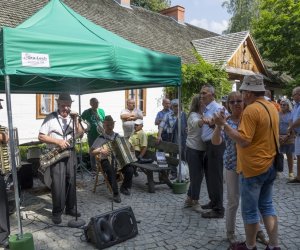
229;100;243;105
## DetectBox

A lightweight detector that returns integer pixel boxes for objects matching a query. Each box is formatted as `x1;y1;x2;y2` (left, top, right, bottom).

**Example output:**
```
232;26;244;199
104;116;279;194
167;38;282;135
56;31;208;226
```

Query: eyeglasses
229;100;243;105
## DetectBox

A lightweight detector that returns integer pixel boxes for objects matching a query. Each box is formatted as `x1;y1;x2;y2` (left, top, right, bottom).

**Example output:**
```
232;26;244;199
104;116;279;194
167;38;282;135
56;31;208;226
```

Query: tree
222;0;259;33
165;54;232;110
252;0;300;79
131;0;171;12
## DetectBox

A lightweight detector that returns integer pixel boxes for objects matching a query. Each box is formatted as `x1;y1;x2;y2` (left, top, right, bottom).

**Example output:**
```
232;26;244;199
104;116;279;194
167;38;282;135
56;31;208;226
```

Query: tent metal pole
177;85;182;182
4;75;23;238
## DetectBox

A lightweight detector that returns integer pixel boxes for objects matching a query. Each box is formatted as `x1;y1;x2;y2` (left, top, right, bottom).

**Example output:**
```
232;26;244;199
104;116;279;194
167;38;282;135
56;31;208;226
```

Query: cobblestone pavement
3;165;300;250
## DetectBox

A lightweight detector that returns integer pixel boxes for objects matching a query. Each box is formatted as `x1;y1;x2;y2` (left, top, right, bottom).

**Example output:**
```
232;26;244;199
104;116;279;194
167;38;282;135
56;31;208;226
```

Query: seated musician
129;119;148;161
91;115;134;202
0;99;10;248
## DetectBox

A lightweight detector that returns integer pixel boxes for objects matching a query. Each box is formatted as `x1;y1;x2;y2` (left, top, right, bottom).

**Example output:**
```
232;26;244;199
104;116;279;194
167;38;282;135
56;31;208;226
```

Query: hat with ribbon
56;93;73;102
239;74;265;92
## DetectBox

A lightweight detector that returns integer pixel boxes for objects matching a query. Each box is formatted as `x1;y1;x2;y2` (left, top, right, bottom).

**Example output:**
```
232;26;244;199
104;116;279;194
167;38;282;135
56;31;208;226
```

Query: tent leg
177;85;182;182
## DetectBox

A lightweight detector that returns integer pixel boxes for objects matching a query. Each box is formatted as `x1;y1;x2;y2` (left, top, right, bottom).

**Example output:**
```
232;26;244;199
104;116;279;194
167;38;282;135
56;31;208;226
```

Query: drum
27;147;42;177
37;166;51;189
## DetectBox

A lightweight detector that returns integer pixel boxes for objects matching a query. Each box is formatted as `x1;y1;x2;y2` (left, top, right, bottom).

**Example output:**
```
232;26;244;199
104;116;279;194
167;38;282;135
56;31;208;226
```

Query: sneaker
52;214;62;224
227;231;237;245
201;210;224;219
265;246;281;250
120;186;130;195
65;208;81;217
288;172;294;180
113;193;121;203
287;178;300;184
256;230;269;245
229;242;257;250
201;202;213;210
192;204;203;213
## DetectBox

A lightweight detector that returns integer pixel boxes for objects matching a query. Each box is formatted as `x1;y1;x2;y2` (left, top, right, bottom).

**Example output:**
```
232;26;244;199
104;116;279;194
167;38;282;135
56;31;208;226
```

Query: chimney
115;0;131;8
160;5;185;24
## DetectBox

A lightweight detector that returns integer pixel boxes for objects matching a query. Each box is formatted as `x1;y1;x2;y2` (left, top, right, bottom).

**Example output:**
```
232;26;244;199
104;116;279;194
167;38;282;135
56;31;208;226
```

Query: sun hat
239;74;265;92
103;115;115;123
56;93;73;102
134;119;143;125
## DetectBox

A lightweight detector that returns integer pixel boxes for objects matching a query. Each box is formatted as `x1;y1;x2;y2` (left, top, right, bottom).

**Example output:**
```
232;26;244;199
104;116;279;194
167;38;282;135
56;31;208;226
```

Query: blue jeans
240;165;277;224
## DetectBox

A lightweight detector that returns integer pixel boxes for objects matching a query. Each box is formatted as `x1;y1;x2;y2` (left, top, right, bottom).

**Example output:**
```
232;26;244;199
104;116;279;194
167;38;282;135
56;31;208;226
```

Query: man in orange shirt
214;75;280;250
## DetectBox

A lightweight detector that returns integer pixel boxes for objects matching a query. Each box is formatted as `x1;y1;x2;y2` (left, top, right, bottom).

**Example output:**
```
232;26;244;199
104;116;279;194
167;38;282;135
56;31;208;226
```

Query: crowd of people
2;73;299;249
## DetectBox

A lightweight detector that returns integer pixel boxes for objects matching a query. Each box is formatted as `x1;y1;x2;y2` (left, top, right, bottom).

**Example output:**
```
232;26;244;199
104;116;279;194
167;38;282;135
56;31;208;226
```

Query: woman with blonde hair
183;94;206;212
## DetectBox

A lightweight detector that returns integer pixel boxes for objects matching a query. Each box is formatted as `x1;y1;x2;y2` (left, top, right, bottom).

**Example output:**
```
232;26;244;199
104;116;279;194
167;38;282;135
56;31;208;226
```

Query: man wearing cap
155;98;171;141
287;86;300;184
91;115;134;201
214;74;280;250
129;119;148;160
81;97;105;171
199;85;226;219
38;93;83;224
0;99;10;248
120;99;143;139
157;99;187;179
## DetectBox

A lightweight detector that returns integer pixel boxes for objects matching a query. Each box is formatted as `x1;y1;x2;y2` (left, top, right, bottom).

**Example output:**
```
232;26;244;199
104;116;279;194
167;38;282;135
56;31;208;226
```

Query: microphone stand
68;114;86;228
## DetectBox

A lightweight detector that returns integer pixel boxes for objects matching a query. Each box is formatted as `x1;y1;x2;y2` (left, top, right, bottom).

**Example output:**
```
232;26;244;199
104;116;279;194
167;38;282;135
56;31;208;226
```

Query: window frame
36;94;58;119
125;89;147;116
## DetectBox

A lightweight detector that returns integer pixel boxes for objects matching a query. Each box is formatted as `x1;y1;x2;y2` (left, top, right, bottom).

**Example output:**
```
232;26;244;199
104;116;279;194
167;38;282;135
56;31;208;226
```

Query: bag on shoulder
273;152;284;172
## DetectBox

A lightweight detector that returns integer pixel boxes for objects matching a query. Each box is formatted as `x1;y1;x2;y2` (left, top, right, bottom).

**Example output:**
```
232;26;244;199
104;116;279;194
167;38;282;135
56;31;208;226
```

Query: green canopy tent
0;0;182;241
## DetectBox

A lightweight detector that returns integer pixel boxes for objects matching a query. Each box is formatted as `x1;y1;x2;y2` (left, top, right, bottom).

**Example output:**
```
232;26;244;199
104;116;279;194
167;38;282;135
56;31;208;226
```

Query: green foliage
252;0;300;79
222;0;259;33
165;54;232;111
132;0;171;12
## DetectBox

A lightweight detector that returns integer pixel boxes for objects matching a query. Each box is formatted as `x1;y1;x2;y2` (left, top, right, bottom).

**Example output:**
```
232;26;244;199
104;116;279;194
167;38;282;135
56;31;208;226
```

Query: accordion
0;126;21;175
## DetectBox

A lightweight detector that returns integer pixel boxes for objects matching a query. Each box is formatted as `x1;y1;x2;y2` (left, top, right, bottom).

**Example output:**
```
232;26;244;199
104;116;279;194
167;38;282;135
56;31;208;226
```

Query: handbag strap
256;101;280;153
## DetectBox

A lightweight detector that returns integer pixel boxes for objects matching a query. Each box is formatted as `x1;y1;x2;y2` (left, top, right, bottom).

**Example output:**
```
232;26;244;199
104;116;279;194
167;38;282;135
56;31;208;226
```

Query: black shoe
201;202;213;210
113;194;121;203
52;214;62;224
201;210;224;219
120;186;130;195
0;239;9;249
65;208;81;217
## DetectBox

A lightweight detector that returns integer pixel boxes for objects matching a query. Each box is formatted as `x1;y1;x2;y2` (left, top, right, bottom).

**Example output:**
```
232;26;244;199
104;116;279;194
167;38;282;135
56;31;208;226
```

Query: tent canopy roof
0;0;181;94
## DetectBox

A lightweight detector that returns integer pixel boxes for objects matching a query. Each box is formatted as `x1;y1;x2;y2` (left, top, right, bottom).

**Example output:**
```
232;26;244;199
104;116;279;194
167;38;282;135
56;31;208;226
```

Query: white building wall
0;88;165;144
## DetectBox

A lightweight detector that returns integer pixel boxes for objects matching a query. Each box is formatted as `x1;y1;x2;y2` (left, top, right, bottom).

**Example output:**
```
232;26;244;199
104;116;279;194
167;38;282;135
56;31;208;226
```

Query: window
36;94;59;119
125;89;146;115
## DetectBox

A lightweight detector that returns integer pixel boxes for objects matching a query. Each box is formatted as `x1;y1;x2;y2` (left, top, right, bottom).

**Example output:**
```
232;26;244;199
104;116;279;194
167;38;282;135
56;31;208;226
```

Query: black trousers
50;151;76;216
186;146;205;200
0;175;9;244
204;141;225;212
101;159;134;195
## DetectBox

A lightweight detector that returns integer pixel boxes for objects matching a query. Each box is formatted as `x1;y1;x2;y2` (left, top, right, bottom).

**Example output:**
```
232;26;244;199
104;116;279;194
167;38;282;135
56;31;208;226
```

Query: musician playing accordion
0;99;10;248
91;115;134;203
38;93;83;225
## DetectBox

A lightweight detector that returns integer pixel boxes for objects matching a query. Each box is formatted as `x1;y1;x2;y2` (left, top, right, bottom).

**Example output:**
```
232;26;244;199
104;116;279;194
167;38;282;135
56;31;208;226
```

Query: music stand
68;115;85;228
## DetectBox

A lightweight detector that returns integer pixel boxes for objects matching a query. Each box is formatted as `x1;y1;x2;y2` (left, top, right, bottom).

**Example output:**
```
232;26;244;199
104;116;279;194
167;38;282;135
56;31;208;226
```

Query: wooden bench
131;135;179;193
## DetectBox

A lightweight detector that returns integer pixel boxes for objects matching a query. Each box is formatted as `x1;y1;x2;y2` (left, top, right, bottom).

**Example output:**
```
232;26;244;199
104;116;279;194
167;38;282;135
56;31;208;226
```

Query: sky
170;0;231;34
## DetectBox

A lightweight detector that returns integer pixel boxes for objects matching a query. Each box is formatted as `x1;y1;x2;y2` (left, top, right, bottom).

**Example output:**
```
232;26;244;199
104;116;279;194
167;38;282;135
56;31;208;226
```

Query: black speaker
17;162;33;189
85;206;138;249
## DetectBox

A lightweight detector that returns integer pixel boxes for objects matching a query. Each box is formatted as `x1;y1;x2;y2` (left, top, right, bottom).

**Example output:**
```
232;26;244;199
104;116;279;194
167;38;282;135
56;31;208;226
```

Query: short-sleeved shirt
120;108;143;137
291;103;300;135
155;109;171;128
223;119;238;171
39;111;74;149
91;132;118;160
129;130;147;152
81;108;105;145
237;99;279;178
201;100;227;142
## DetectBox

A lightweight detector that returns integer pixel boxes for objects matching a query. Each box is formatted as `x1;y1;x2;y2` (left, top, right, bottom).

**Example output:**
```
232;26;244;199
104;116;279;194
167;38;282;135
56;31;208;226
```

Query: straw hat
239;74;265;92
